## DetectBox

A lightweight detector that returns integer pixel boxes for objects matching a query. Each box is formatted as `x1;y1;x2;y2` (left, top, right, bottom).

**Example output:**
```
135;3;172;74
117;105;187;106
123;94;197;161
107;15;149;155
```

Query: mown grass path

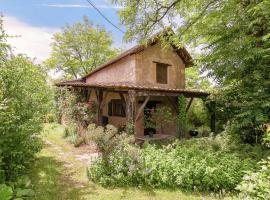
29;123;218;200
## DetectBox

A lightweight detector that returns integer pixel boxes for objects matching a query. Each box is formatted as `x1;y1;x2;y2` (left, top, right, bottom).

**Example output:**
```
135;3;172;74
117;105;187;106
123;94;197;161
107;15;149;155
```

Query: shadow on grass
29;155;93;200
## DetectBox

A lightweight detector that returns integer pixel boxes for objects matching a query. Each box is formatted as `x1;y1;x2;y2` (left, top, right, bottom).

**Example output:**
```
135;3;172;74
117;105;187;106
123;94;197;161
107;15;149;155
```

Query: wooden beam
100;91;108;110
135;96;150;121
209;101;216;133
126;90;136;124
87;88;92;102
166;96;178;112
186;97;194;112
119;92;126;115
96;89;103;126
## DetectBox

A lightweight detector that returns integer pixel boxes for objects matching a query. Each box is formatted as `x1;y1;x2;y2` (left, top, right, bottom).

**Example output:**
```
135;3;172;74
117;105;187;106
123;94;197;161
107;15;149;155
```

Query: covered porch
56;80;212;139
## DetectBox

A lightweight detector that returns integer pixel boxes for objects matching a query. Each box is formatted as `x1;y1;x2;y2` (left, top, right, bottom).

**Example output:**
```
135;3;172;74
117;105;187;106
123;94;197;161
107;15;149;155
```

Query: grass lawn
29;123;219;200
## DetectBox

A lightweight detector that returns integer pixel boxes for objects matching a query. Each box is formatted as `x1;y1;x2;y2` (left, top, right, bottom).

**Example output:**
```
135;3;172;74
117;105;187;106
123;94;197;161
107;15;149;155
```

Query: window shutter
156;62;168;84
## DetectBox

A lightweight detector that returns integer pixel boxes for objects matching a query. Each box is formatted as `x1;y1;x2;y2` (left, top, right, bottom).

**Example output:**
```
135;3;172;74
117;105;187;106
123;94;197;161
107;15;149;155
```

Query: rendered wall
135;43;185;89
85;55;136;84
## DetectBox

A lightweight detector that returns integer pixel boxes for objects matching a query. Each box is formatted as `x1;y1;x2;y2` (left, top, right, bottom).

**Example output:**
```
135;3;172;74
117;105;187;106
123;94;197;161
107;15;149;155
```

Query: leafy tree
0;55;51;180
0;16;52;180
113;0;270;143
46;17;119;79
185;65;210;91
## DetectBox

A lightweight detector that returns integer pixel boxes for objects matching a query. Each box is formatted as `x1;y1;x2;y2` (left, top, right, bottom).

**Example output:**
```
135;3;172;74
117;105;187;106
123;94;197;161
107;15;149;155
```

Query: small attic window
155;62;169;84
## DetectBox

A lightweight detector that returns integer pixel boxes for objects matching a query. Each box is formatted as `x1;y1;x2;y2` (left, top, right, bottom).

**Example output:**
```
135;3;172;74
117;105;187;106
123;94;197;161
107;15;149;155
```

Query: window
108;99;126;117
156;62;169;84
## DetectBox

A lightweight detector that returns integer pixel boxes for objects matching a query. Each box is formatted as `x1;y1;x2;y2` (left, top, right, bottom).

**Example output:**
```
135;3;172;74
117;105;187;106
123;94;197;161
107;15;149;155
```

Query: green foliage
262;128;270;148
87;124;135;164
56;87;97;138
125;122;135;135
45;16;119;79
177;95;187;138
0;184;13;200
0;176;34;200
63;123;78;138
187;99;209;128
0;16;51;183
87;135;265;193
0;55;51;180
69;134;84;147
185;66;211;90
113;0;270;143
144;106;175;134
236;157;270;200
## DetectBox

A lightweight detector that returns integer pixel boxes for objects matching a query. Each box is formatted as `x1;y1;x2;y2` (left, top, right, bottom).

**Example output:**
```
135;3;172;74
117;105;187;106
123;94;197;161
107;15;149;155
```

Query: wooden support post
87;88;92;102
210;101;216;134
119;92;126;115
100;92;108;110
126;90;136;125
96;89;103;126
186;97;194;113
166;96;178;113
206;100;216;134
135;96;150;121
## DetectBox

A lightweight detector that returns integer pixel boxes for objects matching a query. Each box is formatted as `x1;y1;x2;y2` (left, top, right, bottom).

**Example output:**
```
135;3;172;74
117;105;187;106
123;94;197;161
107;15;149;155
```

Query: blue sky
0;0;128;62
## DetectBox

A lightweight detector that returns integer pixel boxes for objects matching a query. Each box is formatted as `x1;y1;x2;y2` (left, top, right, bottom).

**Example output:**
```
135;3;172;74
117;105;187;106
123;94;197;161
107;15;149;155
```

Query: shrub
197;125;211;137
236;157;270;200
45;112;56;123
0;184;13;200
88;137;253;193
0;55;51;181
69;134;84;147
0;175;34;200
63;123;78;138
87;124;135;164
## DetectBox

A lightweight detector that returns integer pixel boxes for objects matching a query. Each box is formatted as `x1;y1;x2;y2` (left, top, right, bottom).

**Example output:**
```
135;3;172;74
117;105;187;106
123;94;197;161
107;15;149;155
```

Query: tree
46;17;119;79
113;0;270;143
0;16;52;181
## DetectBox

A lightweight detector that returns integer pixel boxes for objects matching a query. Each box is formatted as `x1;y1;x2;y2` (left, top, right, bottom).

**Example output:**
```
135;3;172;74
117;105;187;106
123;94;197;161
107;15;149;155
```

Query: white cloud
42;3;123;9
3;16;58;63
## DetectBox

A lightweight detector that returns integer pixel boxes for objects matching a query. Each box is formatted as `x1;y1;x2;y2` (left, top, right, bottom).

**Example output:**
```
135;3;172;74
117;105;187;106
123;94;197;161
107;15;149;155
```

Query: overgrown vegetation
236;157;270;199
87;124;270;195
56;87;97;146
0;16;52;199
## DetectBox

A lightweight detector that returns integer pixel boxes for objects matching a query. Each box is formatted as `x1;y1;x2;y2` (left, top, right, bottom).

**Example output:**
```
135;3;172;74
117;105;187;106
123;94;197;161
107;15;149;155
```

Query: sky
0;0;128;63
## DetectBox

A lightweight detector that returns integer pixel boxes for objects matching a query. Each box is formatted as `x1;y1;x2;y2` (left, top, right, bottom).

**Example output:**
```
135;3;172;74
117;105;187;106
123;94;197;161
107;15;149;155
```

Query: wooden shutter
156;62;168;84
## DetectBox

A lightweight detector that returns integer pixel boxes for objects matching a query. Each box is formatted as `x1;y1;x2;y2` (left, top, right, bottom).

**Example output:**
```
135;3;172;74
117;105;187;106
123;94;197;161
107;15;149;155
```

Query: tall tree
0;16;52;181
113;0;270;143
46;17;119;79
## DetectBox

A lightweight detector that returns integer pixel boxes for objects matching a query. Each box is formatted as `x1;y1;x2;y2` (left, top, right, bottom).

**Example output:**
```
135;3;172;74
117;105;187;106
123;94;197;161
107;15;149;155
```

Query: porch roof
56;80;209;98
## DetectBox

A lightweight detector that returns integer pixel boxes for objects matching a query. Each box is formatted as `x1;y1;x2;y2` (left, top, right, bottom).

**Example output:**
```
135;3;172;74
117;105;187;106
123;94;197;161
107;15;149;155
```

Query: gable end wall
135;43;185;89
85;54;136;84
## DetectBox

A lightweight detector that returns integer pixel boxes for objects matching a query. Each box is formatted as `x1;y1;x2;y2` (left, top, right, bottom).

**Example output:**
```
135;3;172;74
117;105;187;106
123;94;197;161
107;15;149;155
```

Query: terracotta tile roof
55;80;209;97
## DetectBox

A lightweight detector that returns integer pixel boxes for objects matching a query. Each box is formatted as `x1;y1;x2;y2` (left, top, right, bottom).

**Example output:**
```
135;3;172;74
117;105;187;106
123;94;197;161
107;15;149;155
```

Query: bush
0;55;51;181
88;137;254;193
69;134;84;147
63;123;78;138
236;157;270;200
87;124;136;164
0;175;34;200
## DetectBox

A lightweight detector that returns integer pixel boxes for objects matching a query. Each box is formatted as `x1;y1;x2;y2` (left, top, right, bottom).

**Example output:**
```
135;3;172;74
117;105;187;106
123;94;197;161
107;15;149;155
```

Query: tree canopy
46;17;119;79
113;0;270;143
